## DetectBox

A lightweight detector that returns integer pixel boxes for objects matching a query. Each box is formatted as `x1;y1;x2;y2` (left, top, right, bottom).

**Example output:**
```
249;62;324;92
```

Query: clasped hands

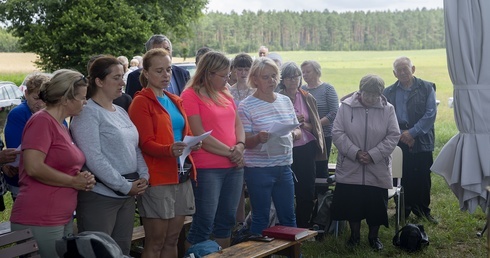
400;130;415;147
74;171;96;191
356;150;373;165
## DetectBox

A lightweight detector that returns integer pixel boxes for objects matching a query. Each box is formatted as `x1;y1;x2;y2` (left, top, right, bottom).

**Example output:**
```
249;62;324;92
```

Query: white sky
206;0;443;13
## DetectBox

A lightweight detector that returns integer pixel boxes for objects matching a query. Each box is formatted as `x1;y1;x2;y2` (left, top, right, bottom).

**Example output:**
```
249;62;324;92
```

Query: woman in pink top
181;51;245;249
10;69;96;258
278;62;327;229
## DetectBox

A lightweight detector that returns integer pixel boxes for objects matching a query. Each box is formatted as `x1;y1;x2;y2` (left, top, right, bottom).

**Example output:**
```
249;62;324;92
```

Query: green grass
0;73;28;86
1;49;486;257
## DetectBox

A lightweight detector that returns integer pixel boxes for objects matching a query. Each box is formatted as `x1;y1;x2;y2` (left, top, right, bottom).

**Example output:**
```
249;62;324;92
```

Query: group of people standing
0;32;437;257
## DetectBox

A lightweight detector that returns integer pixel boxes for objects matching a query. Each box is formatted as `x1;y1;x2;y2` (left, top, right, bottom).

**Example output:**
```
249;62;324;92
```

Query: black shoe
424;214;439;224
368;237;383;251
346;236;360;247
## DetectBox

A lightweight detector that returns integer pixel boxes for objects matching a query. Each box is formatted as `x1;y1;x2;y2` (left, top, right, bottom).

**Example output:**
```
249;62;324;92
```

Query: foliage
187;8;444;54
0;0;208;72
0;28;19;52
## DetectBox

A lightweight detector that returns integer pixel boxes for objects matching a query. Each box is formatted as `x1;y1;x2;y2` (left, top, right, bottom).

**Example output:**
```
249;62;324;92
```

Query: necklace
236;86;251;100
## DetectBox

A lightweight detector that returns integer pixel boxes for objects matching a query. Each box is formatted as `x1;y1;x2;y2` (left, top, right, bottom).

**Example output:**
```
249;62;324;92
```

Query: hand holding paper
178;131;213;171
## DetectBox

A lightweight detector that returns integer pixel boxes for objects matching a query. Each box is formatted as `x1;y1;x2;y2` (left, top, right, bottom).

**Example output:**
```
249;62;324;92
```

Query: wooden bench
0;228;40;258
204;230;316;258
130;215;193;257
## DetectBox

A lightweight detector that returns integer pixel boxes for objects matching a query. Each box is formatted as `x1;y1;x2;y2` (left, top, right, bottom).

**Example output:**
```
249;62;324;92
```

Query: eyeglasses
284;75;301;81
212;72;231;81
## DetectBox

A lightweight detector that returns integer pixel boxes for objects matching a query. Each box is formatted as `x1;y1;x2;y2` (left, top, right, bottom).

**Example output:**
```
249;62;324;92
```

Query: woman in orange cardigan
128;48;201;258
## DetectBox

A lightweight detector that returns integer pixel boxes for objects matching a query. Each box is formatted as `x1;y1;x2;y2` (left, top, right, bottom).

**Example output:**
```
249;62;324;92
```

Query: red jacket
128;88;196;186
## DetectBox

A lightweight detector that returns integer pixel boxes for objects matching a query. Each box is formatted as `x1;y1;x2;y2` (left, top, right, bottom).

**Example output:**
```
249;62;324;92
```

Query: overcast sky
206;0;443;13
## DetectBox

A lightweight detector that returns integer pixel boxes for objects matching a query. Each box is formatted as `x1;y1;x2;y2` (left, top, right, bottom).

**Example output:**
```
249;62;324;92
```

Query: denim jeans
245;165;296;235
187;167;244;244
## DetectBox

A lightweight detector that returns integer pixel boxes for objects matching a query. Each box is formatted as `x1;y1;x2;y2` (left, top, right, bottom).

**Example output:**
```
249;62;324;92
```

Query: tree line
0;3;444;71
185;8;444;54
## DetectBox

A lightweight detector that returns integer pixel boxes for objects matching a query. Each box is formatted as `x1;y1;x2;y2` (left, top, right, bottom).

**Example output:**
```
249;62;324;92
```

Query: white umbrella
431;0;490;213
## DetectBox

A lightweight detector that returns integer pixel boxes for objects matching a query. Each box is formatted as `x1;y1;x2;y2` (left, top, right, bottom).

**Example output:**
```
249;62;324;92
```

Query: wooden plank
0;239;39;258
0;229;34;246
205;230;317;258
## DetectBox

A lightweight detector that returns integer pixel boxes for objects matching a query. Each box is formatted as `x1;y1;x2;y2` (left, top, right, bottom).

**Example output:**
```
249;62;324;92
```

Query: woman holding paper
237;57;301;235
128;48;200;258
278;62;326;229
181;51;245;249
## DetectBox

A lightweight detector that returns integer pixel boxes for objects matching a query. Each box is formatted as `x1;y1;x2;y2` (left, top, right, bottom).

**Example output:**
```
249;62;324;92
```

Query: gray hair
393;56;413;71
300;60;322;77
145;34;172;52
359;74;384;94
278;62;302;90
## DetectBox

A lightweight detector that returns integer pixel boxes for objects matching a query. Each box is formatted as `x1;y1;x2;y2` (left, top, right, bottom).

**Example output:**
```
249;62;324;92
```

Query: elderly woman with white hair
330;74;400;251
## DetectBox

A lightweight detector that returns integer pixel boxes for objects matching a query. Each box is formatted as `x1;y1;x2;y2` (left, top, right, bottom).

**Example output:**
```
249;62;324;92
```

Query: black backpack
393;223;429;252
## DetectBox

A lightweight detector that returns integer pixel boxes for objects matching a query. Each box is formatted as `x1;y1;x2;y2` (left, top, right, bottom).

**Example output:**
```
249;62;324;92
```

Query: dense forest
0;8;444;55
184;8;444;55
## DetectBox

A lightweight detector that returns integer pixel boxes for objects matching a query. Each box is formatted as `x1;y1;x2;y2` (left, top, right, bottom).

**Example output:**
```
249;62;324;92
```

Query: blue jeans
187;167;244;244
245;165;296;235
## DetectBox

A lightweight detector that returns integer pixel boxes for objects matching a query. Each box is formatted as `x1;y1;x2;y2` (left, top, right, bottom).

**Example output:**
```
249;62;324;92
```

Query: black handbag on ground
393;223;429;252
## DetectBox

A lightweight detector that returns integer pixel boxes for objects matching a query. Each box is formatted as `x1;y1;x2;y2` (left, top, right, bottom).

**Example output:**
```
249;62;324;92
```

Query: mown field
0;50;487;257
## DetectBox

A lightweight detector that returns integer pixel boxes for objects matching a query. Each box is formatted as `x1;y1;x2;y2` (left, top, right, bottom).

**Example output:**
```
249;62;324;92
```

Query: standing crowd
0;35;437;257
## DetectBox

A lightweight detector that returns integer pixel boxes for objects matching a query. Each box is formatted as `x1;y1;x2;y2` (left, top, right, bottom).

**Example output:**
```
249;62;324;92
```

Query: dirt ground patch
0;52;40;73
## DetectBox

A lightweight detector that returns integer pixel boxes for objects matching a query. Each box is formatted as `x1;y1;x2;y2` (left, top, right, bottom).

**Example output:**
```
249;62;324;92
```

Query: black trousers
292;141;317;228
398;142;433;217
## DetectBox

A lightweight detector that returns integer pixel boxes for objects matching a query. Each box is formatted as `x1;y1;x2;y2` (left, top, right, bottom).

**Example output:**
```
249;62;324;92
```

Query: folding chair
388;146;405;234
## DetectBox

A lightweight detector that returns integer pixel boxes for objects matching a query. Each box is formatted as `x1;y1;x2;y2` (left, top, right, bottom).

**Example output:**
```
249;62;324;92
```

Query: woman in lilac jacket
331;74;400;251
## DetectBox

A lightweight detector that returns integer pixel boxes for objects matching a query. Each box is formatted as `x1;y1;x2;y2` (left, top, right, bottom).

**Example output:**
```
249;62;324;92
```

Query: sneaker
368;237;384;251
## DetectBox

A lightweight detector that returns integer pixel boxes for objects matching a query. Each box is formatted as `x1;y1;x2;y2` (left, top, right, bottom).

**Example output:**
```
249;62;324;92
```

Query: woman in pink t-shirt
181;51;245;249
10;69;96;258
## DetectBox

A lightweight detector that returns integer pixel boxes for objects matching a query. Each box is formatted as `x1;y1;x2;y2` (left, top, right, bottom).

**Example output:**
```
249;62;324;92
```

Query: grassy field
0;50;486;257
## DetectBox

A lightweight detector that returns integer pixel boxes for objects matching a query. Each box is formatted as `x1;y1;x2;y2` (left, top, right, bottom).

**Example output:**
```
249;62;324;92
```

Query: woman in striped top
238;57;301;235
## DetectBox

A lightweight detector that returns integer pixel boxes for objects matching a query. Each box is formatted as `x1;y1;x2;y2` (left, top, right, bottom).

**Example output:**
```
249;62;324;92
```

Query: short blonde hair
247;57;280;89
39;69;88;106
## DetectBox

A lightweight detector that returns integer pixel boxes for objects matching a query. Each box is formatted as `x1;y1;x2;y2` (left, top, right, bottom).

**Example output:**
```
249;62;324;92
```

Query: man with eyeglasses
126;35;191;98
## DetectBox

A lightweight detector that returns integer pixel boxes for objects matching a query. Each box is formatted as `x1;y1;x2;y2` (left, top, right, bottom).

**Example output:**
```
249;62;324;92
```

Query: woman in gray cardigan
70;55;149;255
331;74;400;251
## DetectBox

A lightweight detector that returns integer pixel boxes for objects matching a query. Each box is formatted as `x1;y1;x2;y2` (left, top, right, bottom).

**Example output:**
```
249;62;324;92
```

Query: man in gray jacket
383;56;438;224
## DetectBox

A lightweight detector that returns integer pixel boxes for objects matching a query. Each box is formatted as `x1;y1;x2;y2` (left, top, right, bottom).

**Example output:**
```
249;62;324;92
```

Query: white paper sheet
268;122;300;137
178;131;213;171
7;145;21;167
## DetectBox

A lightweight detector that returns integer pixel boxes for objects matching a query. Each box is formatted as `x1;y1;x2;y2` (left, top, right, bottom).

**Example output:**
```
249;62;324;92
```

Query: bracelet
236;141;245;147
